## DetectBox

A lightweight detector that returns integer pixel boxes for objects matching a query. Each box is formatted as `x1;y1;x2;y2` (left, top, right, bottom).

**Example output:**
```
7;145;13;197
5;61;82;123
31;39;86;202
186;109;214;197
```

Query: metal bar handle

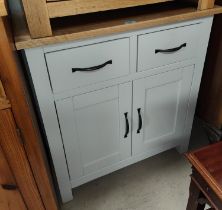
72;60;112;73
124;112;129;138
137;108;142;134
155;43;187;54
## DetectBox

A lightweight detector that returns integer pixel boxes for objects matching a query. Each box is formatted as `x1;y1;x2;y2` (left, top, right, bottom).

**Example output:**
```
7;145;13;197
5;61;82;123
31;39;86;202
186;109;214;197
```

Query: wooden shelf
47;0;174;18
14;2;222;50
20;0;215;38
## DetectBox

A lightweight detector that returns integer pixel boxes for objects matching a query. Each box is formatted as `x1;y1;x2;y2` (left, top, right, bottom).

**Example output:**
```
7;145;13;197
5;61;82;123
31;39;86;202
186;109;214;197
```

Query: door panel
143;81;179;141
56;82;132;182
133;66;194;155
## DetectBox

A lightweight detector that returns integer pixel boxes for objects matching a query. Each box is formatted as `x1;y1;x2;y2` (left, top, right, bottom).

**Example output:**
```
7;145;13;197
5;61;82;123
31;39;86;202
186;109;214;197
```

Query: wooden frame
0;14;58;210
0;0;7;16
20;0;216;38
47;0;174;18
21;0;52;38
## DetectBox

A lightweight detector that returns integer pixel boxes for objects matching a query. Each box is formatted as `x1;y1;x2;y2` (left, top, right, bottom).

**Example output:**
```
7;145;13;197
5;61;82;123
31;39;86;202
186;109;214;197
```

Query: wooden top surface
0;0;7;17
186;142;222;200
14;3;222;50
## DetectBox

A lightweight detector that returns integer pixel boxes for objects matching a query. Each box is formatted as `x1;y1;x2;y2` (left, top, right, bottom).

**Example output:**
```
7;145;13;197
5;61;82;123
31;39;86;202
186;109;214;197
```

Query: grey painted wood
23;16;213;203
133;66;194;155
176;17;213;153
24;48;73;202
138;23;201;71
45;38;130;93
56;83;132;183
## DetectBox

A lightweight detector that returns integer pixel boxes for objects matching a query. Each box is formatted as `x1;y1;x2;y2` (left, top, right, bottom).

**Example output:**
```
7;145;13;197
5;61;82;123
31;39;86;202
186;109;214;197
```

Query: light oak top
14;3;222;50
0;0;7;17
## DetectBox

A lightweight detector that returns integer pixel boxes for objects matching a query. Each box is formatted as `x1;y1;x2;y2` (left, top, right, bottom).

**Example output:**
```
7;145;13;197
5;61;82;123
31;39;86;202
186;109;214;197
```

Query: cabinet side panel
177;16;214;153
24;48;73;203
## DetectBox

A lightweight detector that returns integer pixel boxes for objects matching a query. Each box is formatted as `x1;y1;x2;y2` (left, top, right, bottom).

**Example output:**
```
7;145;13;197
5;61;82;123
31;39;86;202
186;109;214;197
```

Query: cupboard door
56;82;132;182
133;66;194;155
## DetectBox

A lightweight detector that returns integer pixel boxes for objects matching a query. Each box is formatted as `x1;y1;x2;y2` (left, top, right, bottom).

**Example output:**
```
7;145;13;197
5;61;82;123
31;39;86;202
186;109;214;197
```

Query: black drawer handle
137;108;142;134
72;60;112;73
2;184;17;190
124;112;129;138
155;43;187;54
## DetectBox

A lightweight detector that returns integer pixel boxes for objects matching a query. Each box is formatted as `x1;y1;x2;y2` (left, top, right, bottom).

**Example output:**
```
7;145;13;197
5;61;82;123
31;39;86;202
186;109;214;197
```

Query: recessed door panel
143;81;179;142
133;66;194;155
56;83;132;182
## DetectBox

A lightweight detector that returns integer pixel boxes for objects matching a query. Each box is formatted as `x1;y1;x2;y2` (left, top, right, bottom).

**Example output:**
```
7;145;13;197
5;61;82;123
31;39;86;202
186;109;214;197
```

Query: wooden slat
14;4;222;50
0;17;58;210
0;80;11;110
21;0;52;38
0;145;27;210
198;0;215;10
0;109;45;210
0;80;6;98
47;0;174;18
0;0;7;17
47;0;216;17
0;99;11;110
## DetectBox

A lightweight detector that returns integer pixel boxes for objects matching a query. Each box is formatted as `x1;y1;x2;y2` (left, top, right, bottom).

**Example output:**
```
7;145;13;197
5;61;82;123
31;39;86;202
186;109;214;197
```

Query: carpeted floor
61;118;209;210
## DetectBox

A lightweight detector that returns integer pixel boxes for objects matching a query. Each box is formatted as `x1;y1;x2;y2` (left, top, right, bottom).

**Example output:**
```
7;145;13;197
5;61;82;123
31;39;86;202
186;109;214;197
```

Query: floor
61;118;209;210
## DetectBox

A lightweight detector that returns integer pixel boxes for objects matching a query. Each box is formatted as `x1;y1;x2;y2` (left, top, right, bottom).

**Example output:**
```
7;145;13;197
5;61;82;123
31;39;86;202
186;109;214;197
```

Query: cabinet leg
176;142;189;154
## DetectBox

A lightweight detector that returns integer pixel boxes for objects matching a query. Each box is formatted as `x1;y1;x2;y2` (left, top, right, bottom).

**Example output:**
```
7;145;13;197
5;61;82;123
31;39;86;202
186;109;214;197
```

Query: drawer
137;23;201;72
45;38;130;93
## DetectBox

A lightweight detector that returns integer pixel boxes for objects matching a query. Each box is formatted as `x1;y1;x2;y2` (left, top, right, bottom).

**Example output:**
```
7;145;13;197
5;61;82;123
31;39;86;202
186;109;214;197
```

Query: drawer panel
45;38;130;93
138;23;201;71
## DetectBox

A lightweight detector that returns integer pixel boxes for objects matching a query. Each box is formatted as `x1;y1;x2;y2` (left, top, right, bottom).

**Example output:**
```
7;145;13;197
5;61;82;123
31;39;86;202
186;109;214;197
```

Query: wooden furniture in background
0;0;7;17
13;3;222;50
19;0;216;38
0;3;58;210
0;92;45;210
197;14;222;129
0;141;27;210
186;142;222;210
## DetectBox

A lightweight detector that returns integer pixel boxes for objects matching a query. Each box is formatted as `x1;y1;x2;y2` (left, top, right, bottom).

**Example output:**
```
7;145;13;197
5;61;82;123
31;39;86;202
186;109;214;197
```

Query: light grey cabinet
24;17;213;202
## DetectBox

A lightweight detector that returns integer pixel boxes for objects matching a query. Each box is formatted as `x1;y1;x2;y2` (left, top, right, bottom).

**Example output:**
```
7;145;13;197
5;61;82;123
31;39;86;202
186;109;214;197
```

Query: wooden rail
0;0;7;16
20;0;216;38
47;0;174;18
0;80;11;110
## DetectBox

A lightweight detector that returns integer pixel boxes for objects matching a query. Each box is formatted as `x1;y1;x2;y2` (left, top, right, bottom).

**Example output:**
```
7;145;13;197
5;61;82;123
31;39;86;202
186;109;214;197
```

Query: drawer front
45;38;130;93
138;24;201;71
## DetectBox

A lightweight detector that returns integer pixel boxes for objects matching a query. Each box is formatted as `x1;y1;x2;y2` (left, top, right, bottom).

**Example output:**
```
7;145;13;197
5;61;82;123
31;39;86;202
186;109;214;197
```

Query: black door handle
137;108;142;134
124;112;129;138
155;43;187;54
72;60;112;73
2;184;17;190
